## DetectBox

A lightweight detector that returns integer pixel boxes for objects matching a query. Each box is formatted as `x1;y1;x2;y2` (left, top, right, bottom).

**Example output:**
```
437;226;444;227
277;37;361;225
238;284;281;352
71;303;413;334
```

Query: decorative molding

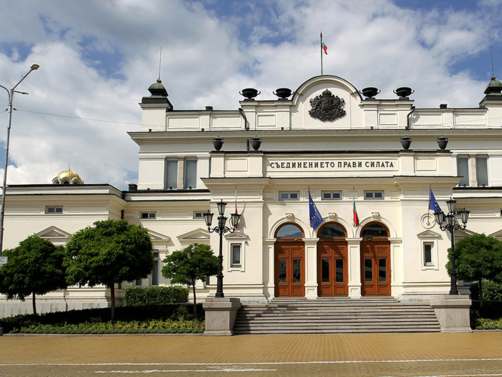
309;89;346;122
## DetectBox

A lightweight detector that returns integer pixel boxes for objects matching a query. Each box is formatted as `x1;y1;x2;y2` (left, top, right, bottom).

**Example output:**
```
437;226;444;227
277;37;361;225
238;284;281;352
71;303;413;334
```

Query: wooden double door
274;241;305;297
360;238;391;296
317;240;348;297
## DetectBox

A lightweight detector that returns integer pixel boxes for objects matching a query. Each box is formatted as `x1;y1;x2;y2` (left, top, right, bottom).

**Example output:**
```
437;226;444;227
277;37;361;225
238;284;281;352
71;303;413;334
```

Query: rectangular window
457;156;469;187
135;279;142;287
322;259;330;282
476;156;488;187
280;192;299;201
193;212;204;219
365;191;383;200
165;159;178;190
45;206;63;214
336;259;344;283
365;259;373;282
293;259;301;283
379;259;387;282
322;191;342;200
424;243;433;266
184;159;197;189
151;252;159;286
279;260;287;282
140;212;156;219
231;244;241;267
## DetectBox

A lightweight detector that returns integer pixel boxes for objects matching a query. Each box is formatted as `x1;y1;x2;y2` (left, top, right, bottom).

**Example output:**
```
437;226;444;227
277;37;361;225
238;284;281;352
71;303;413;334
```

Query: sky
1;0;502;190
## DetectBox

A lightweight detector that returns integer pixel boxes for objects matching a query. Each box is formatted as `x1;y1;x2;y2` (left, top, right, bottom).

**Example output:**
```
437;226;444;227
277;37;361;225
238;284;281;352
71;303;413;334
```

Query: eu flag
429;188;442;213
309;190;323;229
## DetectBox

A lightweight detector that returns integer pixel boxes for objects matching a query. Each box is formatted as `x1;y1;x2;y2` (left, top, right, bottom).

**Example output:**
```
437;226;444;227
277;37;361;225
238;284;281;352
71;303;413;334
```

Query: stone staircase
233;297;441;334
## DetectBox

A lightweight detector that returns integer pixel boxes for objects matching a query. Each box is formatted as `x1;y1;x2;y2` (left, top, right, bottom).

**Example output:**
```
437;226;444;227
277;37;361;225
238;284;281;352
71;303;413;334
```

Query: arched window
361;223;389;237
276;224;304;238
318;223;346;238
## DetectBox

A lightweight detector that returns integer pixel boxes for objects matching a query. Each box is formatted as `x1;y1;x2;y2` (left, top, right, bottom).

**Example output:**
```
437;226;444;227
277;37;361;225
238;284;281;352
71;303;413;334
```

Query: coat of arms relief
309;89;346;122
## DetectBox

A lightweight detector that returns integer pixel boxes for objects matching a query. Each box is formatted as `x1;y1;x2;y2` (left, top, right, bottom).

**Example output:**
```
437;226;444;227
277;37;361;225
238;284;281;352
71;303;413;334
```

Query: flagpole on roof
320;32;323;76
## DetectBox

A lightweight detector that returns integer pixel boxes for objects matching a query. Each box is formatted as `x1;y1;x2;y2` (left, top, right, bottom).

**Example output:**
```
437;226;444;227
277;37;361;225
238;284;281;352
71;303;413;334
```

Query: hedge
470;281;502;301
0;303;204;333
124;286;189;306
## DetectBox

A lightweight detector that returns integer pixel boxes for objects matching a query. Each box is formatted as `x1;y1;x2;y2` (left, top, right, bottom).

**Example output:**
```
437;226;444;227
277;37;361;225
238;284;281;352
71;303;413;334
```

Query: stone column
303;238;319;299
347;237;362;298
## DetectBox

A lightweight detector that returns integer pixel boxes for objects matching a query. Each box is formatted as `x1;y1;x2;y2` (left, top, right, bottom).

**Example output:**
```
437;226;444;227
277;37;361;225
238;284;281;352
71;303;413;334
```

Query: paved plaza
0;332;502;376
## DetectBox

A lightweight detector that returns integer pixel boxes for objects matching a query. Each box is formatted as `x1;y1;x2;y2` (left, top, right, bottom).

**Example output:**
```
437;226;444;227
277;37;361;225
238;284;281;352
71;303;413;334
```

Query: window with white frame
231;244;241;267
365;191;383;200
45;206;63;214
476;156;488;187
184;159;197;189
165;159;178;190
280;192;299;201
322;191;341;200
140;212;156;219
457;156;469;187
423;242;434;266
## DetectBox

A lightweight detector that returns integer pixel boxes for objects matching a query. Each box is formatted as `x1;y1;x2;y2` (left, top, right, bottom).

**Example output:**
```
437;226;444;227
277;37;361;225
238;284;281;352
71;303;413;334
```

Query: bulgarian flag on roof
322;42;328;55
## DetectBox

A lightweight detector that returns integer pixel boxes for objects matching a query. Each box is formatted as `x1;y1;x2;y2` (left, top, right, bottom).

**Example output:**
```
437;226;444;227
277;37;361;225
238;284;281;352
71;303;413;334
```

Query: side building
2;74;502;316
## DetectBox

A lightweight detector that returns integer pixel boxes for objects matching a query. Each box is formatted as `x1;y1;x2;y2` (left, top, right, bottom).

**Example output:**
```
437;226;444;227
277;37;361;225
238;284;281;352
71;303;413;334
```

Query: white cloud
0;0;500;189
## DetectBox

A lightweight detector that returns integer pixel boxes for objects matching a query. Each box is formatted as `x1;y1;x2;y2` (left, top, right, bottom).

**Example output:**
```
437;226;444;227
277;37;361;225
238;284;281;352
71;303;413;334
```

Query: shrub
124;286;189;306
471;281;502;301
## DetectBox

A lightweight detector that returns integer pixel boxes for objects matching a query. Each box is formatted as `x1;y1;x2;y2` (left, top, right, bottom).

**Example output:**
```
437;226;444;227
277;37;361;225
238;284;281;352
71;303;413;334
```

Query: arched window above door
361;223;389;237
318;223;346;238
276;224;304;238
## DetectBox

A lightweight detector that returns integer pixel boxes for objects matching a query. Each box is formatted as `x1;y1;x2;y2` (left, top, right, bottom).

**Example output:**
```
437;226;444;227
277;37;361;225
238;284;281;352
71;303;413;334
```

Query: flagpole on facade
320;32;323;76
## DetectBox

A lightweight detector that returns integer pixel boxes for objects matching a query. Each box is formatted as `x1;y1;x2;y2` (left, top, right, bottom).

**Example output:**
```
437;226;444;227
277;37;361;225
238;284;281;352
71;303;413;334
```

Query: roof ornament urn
251;136;262;151
273;88;292;100
361;87;381;99
400;136;412;150
437;136;448;150
213;136;224;151
394;87;414;99
240;88;260;100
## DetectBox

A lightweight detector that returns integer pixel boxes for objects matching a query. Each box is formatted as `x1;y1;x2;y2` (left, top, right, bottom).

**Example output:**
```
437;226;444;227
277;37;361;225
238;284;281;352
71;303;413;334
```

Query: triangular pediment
224;231;249;240
177;228;210;243
455;228;477;238
488;229;502;239
147;230;170;242
417;230;442;239
36;226;72;240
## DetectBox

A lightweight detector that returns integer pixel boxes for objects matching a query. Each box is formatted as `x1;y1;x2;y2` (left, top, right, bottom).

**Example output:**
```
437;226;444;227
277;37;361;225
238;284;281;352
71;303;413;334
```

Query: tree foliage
0;235;67;315
446;233;502;305
65;220;154;319
161;243;218;316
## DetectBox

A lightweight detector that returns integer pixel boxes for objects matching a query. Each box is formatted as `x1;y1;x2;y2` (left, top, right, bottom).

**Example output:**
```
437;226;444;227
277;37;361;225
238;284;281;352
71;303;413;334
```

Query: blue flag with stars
429;188;442;213
309;190;323;229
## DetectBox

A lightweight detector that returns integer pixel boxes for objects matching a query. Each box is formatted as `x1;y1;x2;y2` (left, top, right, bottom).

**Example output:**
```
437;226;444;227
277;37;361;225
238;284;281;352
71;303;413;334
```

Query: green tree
446;233;502;306
65;220;154;319
0;235;67;315
161;243;218;317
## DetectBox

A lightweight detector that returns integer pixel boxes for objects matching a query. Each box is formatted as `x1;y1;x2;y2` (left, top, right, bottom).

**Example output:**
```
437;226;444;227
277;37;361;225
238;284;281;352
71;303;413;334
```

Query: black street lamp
434;199;470;295
203;199;241;298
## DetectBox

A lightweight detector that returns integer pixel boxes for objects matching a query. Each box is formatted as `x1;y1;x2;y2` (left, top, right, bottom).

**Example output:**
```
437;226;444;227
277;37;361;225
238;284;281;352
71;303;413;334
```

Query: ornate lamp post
434;199;470;295
203;199;241;298
0;64;40;255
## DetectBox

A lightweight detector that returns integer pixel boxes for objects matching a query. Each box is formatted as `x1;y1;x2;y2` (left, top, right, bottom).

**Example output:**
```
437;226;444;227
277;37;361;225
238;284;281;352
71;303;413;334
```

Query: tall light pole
434;199;470;295
0;64;40;255
203;199;241;298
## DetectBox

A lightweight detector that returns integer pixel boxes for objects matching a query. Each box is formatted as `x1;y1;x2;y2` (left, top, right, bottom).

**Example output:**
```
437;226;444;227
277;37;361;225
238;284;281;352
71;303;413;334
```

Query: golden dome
52;168;84;185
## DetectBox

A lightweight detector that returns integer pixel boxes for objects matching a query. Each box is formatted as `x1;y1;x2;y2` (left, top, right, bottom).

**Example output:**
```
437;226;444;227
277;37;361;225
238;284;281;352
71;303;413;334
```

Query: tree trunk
110;284;116;320
192;278;197;318
32;292;37;316
479;279;484;308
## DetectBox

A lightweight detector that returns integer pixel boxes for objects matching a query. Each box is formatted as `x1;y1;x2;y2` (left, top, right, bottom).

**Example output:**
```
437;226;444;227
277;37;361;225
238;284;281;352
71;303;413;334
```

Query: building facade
2;74;502;316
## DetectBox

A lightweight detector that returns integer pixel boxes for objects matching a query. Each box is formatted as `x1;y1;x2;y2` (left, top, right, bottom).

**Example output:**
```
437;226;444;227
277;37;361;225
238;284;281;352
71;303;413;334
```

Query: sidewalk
1;332;501;376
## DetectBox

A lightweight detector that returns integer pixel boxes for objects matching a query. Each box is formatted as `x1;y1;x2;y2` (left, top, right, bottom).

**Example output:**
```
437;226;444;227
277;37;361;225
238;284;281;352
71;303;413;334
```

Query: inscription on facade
268;159;397;171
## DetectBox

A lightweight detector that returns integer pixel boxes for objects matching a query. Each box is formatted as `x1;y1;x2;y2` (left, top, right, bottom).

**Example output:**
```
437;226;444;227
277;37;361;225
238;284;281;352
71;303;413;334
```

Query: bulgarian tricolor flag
322;42;328;55
353;188;360;227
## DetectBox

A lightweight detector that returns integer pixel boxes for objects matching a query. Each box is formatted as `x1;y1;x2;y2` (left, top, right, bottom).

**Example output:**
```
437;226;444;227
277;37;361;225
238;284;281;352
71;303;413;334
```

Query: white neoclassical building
2;74;502;316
